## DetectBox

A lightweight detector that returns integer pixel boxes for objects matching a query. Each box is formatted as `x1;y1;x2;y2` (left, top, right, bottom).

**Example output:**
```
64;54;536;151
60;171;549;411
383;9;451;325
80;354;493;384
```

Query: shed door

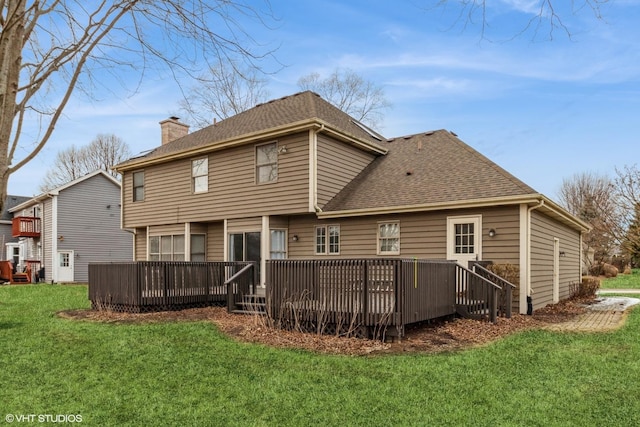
57;250;74;282
447;216;482;268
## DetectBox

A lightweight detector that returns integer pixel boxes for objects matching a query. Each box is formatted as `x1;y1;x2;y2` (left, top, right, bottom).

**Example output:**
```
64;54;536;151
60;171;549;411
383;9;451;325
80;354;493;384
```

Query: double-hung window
256;142;278;184
315;225;340;255
378;222;400;255
270;230;287;259
149;235;184;261
133;171;144;202
192;158;208;193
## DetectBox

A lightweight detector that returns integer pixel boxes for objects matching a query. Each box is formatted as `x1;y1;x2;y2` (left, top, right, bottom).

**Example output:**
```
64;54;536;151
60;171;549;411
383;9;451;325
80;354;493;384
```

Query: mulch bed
58;297;593;356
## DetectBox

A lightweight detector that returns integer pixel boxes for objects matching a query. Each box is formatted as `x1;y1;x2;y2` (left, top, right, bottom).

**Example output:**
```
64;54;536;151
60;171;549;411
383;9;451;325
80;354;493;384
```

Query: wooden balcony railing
12;216;41;238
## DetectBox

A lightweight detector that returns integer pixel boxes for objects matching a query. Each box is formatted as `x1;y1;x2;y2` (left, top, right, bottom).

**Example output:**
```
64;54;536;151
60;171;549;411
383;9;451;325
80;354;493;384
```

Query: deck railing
266;259;458;336
455;264;501;323
12;216;41;238
89;261;255;312
470;262;516;318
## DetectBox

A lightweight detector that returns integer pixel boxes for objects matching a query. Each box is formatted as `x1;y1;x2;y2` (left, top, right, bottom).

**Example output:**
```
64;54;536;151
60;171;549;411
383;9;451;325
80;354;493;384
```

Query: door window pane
454;223;475;254
191;234;206;261
229;234;244;262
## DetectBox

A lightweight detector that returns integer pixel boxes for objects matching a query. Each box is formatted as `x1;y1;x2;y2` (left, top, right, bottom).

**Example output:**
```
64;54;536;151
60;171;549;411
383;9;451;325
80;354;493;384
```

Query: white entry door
57;250;74;282
447;215;482;268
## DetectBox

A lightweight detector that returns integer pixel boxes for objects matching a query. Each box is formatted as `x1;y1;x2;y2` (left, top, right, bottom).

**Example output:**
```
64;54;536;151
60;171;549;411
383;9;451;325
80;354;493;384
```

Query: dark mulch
58;297;594;356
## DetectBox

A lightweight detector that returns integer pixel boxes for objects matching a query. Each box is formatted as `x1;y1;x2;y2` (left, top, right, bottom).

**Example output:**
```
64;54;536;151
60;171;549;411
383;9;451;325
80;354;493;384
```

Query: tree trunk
0;0;27;212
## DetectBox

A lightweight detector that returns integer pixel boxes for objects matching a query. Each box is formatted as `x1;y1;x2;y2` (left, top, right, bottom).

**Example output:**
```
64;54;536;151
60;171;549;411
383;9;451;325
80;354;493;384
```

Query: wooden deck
89;259;512;337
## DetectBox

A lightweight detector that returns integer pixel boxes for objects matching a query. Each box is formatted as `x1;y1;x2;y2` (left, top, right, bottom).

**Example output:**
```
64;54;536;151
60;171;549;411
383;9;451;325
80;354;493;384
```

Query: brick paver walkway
544;293;639;332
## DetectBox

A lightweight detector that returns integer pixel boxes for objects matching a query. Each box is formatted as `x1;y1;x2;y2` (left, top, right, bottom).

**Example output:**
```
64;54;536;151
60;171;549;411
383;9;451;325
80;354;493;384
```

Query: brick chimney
159;116;189;145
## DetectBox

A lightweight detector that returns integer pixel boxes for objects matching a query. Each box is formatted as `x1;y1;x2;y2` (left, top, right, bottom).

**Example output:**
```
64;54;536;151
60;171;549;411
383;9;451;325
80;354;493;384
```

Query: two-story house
114;91;589;314
10;170;133;282
1;195;32;266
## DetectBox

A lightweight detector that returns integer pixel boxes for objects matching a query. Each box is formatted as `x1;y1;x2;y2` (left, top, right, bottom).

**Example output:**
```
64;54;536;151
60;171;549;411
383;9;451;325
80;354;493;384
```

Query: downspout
310;124;325;214
526;199;545;314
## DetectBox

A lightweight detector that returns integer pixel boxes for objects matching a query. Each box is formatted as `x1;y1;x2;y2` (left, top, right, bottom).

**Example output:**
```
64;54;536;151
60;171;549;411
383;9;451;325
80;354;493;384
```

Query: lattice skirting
90;301;225;314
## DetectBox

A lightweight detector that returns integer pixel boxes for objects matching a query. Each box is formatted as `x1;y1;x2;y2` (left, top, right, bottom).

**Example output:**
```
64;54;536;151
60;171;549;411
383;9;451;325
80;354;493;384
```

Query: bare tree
0;1;276;212
297;68;391;130
558;171;621;267
178;59;270;129
424;1;609;40
614;165;640;266
39;134;131;191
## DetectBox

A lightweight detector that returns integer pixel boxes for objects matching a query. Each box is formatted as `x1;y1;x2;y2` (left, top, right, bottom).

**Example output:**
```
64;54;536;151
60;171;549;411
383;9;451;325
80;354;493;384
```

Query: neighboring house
1;195;32;263
114;91;589;314
9;170;133;283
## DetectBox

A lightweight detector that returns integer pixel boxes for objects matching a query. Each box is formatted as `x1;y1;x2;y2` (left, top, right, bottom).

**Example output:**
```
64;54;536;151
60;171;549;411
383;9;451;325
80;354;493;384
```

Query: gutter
318;195;542;219
526;199;545;313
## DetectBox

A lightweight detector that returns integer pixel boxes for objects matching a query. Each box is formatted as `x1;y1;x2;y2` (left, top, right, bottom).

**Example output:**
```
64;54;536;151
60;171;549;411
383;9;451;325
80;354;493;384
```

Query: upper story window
315;225;340;255
192;157;208;193
133;171;144;202
378;222;400;255
256;142;278;184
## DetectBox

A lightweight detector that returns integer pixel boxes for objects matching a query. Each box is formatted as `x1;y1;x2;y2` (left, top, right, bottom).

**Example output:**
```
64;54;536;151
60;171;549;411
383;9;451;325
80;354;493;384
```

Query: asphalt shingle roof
322;130;537;212
131;91;386;164
2;195;31;221
122;91;539;213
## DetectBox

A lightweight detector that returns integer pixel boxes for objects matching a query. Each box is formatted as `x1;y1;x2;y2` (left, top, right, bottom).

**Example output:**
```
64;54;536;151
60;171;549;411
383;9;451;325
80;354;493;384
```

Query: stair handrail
456;264;501;323
225;262;256;313
471;263;515;318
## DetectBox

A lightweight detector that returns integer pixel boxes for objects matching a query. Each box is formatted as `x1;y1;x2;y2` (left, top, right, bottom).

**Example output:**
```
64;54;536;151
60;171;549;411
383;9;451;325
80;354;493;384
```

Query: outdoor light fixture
292;235;299;242
559;251;566;257
278;145;288;154
488;229;496;238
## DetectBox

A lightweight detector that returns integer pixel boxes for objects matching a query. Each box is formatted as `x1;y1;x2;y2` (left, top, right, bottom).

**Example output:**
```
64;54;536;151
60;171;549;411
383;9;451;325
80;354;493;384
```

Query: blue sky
9;0;640;200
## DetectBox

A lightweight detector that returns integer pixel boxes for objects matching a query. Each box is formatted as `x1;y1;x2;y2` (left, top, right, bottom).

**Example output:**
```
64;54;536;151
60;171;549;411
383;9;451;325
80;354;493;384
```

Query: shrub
571;277;600;300
486;263;520;286
589;262;619;278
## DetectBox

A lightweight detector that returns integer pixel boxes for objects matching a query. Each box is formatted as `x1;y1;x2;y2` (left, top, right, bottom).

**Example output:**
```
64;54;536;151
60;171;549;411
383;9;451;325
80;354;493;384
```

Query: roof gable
10;170;121;213
118;91;387;168
322;130;538;212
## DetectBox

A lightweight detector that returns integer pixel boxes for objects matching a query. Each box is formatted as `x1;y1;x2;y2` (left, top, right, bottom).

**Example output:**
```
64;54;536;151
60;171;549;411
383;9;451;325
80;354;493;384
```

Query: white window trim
192;157;208;193
255;141;278;184
269;228;288;259
377;221;400;255
133;170;145;202
315;225;340;255
446;215;483;262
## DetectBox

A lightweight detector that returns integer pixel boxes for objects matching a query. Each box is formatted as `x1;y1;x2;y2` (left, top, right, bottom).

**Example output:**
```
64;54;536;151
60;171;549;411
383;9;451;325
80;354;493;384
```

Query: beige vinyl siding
270;216;289;229
191;223;207;234
288;207;520;263
481;206;521;264
227;217;262;232
122;132;310;228
206;222;224;260
530;210;581;309
134;228;146;260
149;224;185;236
316;135;376;207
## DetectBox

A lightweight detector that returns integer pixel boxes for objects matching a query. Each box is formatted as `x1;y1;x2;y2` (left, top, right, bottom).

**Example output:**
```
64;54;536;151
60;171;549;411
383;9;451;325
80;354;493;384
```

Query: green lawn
2;285;640;426
601;268;640;289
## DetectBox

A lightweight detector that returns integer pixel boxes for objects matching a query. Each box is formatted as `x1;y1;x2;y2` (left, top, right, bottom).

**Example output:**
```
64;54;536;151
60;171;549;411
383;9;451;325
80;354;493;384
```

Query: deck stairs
232;294;267;315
